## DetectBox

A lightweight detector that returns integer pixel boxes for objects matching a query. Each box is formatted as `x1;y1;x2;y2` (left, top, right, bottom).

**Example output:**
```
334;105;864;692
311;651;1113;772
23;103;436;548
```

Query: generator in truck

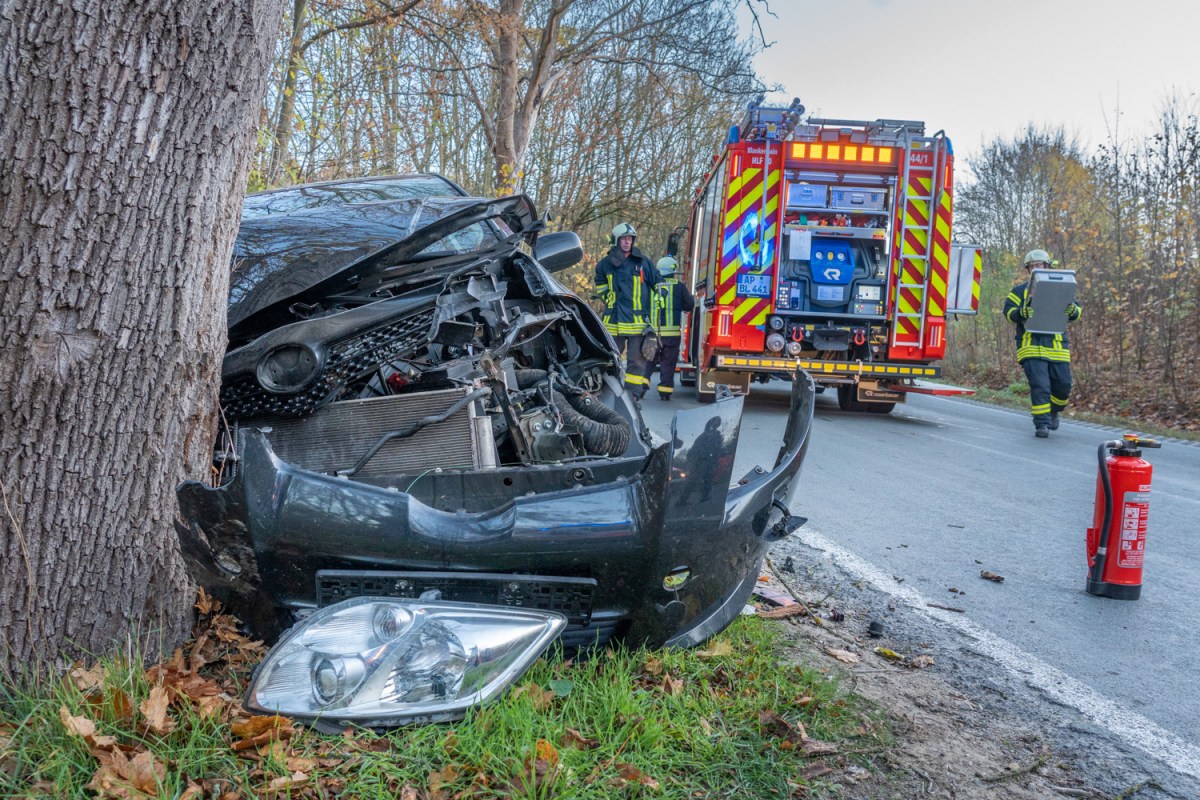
677;99;982;411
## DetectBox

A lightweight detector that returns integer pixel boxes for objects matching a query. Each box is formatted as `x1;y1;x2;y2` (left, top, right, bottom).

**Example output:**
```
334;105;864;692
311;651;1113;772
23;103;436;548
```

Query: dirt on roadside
755;560;1180;800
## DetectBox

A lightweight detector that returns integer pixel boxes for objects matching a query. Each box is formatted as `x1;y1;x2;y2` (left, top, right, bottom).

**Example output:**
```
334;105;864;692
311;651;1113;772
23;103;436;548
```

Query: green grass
0;617;885;799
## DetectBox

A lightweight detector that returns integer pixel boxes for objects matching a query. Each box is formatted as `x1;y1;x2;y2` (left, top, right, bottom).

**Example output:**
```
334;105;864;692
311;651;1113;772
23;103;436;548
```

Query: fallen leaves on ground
561;728;601;750
139;686;175;736
85;749;167;799
510;682;556;711
69;662;106;693
54;591;327;798
659;673;684;696
60;705;117;750
230;715;295;752
695;640;734;659
609;763;660;791
428;763;460;796
584;756;662;791
497;739;561;797
824;648;859;664
259;770;310;797
758;709;840;757
873;647;905;662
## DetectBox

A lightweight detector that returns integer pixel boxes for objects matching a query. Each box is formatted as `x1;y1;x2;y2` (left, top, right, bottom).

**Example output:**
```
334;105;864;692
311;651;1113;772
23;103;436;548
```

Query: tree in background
250;0;764;299
0;0;286;675
954;128;1096;384
952;99;1199;428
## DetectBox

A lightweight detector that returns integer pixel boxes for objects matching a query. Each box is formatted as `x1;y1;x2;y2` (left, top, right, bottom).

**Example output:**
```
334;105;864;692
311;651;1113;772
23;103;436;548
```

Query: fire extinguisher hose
1090;440;1120;586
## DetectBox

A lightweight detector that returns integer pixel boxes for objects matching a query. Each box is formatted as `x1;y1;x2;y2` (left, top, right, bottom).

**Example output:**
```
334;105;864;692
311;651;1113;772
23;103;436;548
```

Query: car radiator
248;387;493;476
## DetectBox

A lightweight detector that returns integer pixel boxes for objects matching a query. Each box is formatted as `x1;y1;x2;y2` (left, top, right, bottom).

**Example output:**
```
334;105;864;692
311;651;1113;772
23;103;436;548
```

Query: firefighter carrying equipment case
1026;268;1077;335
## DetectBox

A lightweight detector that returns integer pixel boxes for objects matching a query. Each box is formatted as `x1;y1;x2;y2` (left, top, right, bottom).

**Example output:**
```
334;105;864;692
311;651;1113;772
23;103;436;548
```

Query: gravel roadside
763;536;1200;800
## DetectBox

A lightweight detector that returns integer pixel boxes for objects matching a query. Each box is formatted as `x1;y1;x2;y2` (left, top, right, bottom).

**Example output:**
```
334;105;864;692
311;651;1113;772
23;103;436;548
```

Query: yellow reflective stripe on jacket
1017;331;1071;362
600;275;615;327
1005;292;1025;322
654;286;681;335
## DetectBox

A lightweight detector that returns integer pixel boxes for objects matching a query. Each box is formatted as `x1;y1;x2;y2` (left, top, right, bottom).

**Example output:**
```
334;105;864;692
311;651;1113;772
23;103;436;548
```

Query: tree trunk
492;0;522;192
0;0;286;677
268;0;310;185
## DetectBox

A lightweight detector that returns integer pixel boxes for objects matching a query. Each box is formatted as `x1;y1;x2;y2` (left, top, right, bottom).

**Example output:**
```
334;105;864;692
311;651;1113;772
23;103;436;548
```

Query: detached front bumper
177;375;815;648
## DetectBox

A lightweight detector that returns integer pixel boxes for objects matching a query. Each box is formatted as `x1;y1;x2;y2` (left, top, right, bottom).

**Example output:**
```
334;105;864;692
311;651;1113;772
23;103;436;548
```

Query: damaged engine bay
178;176;814;656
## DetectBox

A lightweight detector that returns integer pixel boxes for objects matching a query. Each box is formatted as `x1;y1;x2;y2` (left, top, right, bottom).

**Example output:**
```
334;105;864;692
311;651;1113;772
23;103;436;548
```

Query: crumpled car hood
229;193;537;337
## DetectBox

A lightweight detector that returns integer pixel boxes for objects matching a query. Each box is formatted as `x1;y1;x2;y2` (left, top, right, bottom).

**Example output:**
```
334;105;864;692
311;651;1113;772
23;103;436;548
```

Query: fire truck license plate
736;273;771;297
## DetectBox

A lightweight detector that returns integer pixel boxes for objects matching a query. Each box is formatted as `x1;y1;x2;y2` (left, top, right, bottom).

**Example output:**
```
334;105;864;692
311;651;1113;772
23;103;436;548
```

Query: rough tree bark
0;0;286;677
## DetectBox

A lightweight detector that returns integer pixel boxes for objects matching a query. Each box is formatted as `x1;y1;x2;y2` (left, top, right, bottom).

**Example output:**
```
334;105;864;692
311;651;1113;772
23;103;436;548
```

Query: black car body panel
177;175;814;648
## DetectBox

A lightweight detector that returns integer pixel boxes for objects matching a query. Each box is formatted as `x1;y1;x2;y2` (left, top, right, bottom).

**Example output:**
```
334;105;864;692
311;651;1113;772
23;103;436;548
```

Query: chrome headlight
246;598;566;725
765;332;786;352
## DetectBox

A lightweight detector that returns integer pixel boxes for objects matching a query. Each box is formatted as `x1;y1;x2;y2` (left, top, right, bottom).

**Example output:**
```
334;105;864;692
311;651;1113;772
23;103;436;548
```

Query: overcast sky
746;0;1198;169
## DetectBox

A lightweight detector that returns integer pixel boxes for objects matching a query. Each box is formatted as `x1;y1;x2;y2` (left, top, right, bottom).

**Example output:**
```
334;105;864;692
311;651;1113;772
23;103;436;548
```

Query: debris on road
980;570;1006;583
756;605;808;620
752;586;798;607
927;602;965;613
874;647;905;662
825;648;860;664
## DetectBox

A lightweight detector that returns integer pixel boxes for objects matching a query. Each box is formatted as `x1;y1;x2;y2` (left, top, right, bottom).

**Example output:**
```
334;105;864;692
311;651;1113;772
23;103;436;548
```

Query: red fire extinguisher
1086;433;1161;599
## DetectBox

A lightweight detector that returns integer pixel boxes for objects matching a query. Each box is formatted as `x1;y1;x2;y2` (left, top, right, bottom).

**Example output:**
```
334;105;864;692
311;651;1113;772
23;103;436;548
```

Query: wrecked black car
177;175;814;724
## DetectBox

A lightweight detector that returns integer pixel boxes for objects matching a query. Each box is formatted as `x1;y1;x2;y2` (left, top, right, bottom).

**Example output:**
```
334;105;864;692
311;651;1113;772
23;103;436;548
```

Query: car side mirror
533;231;583;272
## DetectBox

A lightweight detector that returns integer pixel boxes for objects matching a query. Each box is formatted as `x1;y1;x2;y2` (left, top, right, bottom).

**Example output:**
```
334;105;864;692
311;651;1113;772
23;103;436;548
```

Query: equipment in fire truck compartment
775;236;884;317
787;183;827;208
785;173;891;230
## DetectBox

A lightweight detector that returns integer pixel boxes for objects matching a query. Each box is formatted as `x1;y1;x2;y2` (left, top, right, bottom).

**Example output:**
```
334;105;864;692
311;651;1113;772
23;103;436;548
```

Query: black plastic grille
221;309;435;420
558;611;624;651
316;570;596;626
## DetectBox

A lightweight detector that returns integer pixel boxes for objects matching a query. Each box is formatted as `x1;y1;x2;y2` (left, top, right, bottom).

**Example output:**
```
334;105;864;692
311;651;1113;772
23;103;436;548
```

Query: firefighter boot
1035;425;1050;438
1049;413;1060;430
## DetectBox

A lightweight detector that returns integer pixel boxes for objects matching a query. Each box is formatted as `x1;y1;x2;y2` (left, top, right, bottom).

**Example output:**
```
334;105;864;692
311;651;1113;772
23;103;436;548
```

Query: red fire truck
675;99;982;412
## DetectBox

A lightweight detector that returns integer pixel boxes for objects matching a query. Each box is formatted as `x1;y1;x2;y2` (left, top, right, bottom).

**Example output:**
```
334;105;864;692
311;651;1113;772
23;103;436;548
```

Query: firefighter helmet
1024;249;1052;268
611;222;637;243
656;256;678;277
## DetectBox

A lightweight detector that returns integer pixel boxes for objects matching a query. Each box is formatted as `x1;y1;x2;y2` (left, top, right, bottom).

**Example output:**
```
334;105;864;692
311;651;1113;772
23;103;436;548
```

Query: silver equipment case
1026;268;1077;335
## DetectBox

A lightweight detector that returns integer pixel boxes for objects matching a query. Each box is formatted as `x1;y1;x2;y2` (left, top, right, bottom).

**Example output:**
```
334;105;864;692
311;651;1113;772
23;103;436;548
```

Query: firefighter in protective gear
1003;249;1082;438
643;256;695;401
594;222;661;399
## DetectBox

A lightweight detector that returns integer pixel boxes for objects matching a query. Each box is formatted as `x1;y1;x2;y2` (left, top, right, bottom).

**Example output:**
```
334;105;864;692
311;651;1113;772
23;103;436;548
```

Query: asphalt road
639;381;1200;792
